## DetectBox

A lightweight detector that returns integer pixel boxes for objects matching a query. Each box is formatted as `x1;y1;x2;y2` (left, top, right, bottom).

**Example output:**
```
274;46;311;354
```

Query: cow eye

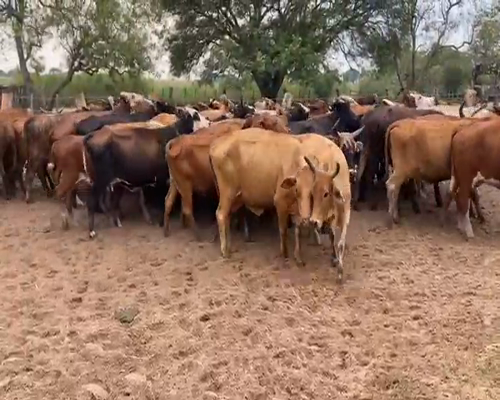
323;191;329;198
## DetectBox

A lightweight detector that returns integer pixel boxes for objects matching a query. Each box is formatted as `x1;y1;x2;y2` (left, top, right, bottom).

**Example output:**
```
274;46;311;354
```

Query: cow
445;118;500;239
354;94;379;106
209;129;315;262
183;107;211;130
384;115;487;225
0;120;17;198
352;105;443;211
306;99;330;116
201;97;232;121
294;134;352;281
288;111;338;134
46;135;101;230
83;109;195;238
75;102;176;136
0;108;32;197
23;113;66;202
163;119;247;237
242;113;290;133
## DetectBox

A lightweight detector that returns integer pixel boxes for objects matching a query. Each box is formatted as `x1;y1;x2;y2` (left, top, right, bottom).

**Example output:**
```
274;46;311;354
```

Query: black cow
288;111;338;134
76;101;176;135
83;109;195;238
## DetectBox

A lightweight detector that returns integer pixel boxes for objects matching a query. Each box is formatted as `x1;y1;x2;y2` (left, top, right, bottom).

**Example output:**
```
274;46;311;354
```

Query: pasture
0;104;499;400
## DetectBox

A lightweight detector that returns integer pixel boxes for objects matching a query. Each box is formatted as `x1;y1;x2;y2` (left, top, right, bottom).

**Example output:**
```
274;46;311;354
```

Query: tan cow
201;97;232;121
209;129;343;272
445;118;500;239
384;115;491;225
294;134;351;280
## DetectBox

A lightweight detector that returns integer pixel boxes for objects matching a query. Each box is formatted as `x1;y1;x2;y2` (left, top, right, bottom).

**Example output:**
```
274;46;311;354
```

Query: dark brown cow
306;99;330;116
0;120;17;198
353;105;443;210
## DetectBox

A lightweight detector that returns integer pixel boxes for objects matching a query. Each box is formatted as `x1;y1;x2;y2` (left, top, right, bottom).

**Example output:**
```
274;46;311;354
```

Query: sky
0;1;481;79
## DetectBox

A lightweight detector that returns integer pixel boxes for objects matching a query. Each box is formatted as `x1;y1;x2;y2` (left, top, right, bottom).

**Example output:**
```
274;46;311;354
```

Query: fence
7;89;468;110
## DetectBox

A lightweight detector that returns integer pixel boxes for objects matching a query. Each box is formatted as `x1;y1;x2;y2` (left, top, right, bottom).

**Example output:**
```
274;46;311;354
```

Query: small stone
199;313;211;322
115;306;139;324
0;377;11;389
124;372;147;385
82;383;109;399
203;391;219;400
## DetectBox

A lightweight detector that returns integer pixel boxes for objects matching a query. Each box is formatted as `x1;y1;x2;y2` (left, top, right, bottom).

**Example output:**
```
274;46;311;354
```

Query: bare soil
0;183;499;400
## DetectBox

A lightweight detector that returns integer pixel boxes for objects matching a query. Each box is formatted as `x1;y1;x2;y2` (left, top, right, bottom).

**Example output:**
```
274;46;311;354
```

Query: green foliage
160;0;381;97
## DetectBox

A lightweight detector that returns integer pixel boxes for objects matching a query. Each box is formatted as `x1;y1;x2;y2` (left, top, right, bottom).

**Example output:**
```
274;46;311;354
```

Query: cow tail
384;124;393;182
209;154;220;198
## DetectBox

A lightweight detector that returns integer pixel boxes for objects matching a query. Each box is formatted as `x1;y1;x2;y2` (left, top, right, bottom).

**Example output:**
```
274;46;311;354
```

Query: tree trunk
13;28;34;108
48;69;75;110
251;69;286;100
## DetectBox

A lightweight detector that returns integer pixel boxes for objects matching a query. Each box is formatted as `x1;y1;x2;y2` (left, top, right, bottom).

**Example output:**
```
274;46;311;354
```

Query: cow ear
280;176;297;189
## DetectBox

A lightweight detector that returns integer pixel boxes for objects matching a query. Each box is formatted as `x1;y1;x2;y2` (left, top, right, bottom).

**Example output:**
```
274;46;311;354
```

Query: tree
470;5;500;85
38;0;154;109
354;0;473;91
160;0;381;99
0;0;48;101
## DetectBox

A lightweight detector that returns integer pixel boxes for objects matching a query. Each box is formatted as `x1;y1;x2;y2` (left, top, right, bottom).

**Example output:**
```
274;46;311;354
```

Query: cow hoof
294;257;305;267
89;230;97;239
61;215;69;231
116;220;123;228
331;256;340;269
337;269;344;283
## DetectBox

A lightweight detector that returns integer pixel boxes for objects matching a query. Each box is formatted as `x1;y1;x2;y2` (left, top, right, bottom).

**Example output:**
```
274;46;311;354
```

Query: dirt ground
0;181;498;400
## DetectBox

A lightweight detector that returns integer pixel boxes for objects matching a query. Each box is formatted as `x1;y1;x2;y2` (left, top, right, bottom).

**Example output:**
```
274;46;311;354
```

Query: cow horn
57;108;64;114
331;119;340;131
40;107;50;113
304;156;317;174
330;162;340;180
351;126;364;139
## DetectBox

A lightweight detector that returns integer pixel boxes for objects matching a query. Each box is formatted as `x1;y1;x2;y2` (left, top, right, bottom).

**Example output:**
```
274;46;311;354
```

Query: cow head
233;99;255;119
174;108;195;134
286;102;310;122
154;100;177;115
303;157;343;231
180;106;210;132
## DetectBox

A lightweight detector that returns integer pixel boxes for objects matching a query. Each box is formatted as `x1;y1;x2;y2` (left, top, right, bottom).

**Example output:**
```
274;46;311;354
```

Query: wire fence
5;89;468;111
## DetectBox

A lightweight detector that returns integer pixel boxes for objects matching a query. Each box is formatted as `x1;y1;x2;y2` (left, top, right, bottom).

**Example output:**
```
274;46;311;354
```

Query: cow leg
470;187;485;223
293;221;305;266
385;172;405;226
138;189;152;225
242;211;252;242
275;206;290;260
353;148;368;210
62;192;75;230
441;175;458;225
331;204;350;283
87;186;101;239
455;182;474;239
408;180;421;214
163;183;178;236
0;159;10;199
55;170;80;230
23;160;36;203
433;183;443;207
367;157;380;211
215;187;237;258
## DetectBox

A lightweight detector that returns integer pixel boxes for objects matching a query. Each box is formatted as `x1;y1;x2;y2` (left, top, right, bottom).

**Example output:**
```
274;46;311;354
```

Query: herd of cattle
0;89;499;281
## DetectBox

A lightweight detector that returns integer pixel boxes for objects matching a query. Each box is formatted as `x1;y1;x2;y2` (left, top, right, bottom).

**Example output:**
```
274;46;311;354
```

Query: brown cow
306;99;330;116
294;134;351;280
384;115;488;225
163;119;246;237
201;97;232;121
242;113;290;133
47;135;95;229
445;118;500;238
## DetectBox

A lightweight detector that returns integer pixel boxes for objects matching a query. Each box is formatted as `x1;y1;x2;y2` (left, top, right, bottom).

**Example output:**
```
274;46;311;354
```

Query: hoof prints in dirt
0;188;499;400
